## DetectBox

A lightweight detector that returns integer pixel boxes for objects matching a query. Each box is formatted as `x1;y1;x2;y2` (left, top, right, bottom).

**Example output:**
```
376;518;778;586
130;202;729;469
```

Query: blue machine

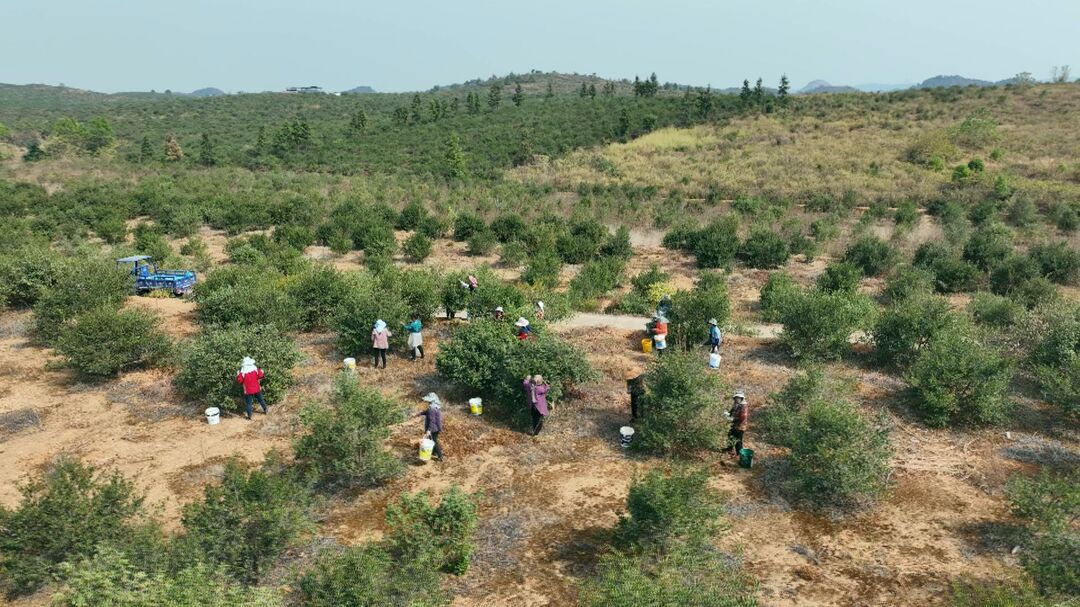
116;255;197;296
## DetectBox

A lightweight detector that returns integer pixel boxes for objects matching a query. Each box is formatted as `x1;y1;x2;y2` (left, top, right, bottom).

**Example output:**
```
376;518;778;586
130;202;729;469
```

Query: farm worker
403;314;424;360
656;294;673;320
725;390;749;458
236;357;267;420
650;315;668;355
494;306;505;320
625;368;645;420
707;318;723;354
515;317;532;340
523;375;551;436
534;300;545;320
467;274;478;292
371;319;392;369
417;393;444;461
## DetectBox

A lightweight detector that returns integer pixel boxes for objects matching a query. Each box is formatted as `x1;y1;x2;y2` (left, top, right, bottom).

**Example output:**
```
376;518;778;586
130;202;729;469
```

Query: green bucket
738;448;754;469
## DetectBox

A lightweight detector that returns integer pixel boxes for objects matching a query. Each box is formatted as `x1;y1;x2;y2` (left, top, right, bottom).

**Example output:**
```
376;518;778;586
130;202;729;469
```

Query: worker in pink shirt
236;357;267;420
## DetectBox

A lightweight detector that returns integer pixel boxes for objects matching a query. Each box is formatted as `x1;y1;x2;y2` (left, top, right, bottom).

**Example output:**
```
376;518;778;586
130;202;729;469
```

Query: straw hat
708;318;718;325
514;317;530;327
422;392;441;403
495;306;504;312
733;390;746;401
624;368;641;380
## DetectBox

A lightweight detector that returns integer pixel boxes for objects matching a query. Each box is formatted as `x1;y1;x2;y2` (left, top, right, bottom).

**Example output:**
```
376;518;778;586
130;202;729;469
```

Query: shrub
499;240;527;268
298;544;445;607
403;232;433;262
963;223;1013;271
616;468;724;552
666;272;731;351
759;272;800;322
1051;204;1079;233
556;218;608;263
391;267;443;322
273;225;316;251
174;459;311;585
294;375;404;489
871;295;959;369
1027;305;1080;417
417;215;447;239
894;201;919;227
689;215;740;269
907;325;1013;427
175;324;301;411
56;307;172;378
452;212;486;241
0;246;68;308
466;228;497;256
1005;471;1080;596
914;242;981;293
489;214;526;243
197;276;303;332
385;486;479;575
521;244;563;287
816;261;861;294
132;223;173;262
631;353;727;455
601;226;634;260
615;265;671;315
779;289;875;360
396;201;428;231
761;379;891;511
968;292;1024;328
1029;241;1080;285
842;236;898;277
739;229;789;269
1006;197;1038;228
286;265;362;331
906;129;958;167
0;458;148;598
335;274;410;354
989;254;1041;297
569;257;626;304
32;257;131;344
883;265;935;303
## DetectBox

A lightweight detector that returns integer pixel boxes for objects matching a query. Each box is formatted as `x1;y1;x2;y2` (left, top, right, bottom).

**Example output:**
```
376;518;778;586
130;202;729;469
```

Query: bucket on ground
709;353;721;369
640;338;653;353
468;397;483;415
343;357;356;371
654;335;667;351
205;407;220;425
738;448;754;469
419;438;435;462
619;426;635;448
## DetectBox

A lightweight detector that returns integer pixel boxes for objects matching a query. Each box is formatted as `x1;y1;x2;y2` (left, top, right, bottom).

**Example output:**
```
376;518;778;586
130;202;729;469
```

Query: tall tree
752;78;765;106
587;83;597;99
392;106;410;126
511;82;524;106
739;79;752;106
409;94;423;124
255;125;267;151
633;75;643;97
139;135;154;162
545;80;555;99
579;82;589;98
602;81;616;97
349;108;368;134
487;83;501;110
647;72;660;97
82;117;114;154
616;108;632;138
445;133;467;180
777;74;791;107
164;134;183;162
696;87;713;119
198;133;217;166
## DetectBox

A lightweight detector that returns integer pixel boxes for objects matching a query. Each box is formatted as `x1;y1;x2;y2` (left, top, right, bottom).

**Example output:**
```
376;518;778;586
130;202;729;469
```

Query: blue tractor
116;255;197;296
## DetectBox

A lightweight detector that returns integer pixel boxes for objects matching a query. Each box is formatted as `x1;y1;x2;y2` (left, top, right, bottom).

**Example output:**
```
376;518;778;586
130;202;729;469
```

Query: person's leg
630;393;639;420
534;414;545;435
726;427;738;454
431;431;443;460
244;394;254;419
256;391;268;414
379;348;388;368
417;345;425;359
734;429;744;454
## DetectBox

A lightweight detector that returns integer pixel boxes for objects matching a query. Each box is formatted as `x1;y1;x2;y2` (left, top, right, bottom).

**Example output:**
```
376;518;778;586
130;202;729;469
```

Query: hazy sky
3;0;1078;93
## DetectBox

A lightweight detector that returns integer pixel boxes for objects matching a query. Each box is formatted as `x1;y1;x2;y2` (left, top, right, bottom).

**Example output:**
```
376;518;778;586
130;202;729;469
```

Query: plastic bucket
619;426;635;448
419;438;435;462
654;335;667;350
640;338;653;353
468;397;483;415
709;353;721;369
738;448;754;469
205;407;220;425
343;357;356;371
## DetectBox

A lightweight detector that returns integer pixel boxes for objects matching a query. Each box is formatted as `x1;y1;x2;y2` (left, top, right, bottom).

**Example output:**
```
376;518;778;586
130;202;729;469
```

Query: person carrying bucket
650;315;668;355
371;319;392;369
417;393;444;461
523;374;550;435
625;368;645;421
706;318;723;354
515;317;532;341
403;314;424;361
236;357;267;420
725;390;749;458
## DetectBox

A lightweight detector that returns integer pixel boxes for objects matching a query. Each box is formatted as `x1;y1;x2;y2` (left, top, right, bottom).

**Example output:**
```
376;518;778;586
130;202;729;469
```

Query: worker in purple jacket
418;392;444;461
523;375;550;436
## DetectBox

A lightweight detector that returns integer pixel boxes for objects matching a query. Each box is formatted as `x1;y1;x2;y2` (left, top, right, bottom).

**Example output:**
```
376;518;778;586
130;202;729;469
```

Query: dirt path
558;312;784;339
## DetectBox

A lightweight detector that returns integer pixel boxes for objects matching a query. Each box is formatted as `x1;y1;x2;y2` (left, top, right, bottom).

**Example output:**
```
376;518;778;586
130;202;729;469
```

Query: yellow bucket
419;438;434;462
469;397;483;415
641;338;653;353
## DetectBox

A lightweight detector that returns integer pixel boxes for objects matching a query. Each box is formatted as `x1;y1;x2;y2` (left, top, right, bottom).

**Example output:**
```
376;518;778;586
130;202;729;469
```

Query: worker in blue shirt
707;318;723;354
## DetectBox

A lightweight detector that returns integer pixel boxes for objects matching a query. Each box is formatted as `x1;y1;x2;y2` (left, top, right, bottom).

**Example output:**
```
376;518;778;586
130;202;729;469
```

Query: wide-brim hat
708;318;718;325
422;392;441;403
514;317;530;327
733;390;746;400
495;306;504;312
625;369;641;380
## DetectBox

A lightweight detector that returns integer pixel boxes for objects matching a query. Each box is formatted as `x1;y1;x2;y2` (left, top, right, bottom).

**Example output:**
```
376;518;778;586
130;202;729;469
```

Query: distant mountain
190;87;225;97
917;75;995;89
855;82;914;92
798;80;859;94
342;85;376;94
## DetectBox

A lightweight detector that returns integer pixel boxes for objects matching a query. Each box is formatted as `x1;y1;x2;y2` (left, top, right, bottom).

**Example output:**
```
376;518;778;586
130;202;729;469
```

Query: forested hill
0;73;743;178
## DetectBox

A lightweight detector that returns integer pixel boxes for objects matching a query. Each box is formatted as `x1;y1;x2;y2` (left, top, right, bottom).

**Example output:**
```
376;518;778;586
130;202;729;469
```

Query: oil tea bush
403;232;433;262
689;216;740;269
963;222;1014;271
1026;304;1080;417
294;375;404;490
666;271;730;351
298;544;445;607
842;235;898;277
32;257;131;344
967;292;1024;328
334;273;410;354
631;352;727;455
739;229;789;269
286;265;363;330
871;295;959;369
779;289;875;360
386;486;479;575
1005;471;1080;596
816;261;861;294
0;245;68;308
616;468;724;551
569;257;626;304
883;265;935;303
759;271;800;322
466;228;497;256
452;211;486;241
196;278;303;332
907;324;1013;427
1029;241;1080;286
914;242;981;293
56;306;172;378
614;264;671;315
556;218;608;263
175;324;301;411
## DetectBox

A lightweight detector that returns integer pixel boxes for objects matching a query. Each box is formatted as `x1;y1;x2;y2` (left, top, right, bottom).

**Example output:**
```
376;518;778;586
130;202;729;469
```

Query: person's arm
257;369;265;380
236;372;243;383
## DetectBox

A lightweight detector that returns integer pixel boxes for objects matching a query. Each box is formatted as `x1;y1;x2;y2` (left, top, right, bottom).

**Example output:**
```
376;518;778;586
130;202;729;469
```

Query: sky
2;0;1078;93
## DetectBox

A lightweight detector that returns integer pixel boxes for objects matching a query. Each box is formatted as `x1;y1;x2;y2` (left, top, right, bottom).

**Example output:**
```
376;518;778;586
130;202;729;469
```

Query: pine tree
255;126;267;151
450;97;460;113
739;79;752;106
164;134;183;162
23;141;45;162
545;81;555;99
579;82;589;98
198;133;217;166
752;78;765;106
647;72;660;97
139;135;153;162
633;75;643;97
602;82;616;97
487;83;501;110
512;129;533;166
778;74;791;107
587;83;597;99
696;86;714;118
410;94;423;124
511;82;524;106
445;133;467;180
616;108;632;138
392;107;410;126
349;108;368;134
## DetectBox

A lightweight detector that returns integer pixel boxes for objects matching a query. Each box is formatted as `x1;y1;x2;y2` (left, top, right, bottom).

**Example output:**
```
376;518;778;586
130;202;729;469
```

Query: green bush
907;325;1013;427
963;223;1014;271
616;468;724;551
989;255;1058;309
396;201;428;231
197;276;303;332
871;295;959;369
631;353;727;455
666;272;731;351
0;246;68;308
556;218;608;263
334;273;410;354
779;289;875;360
32;257;131;344
175;324;301;411
390;267;443;322
843;235;898;277
489;214;526;243
689;216;740;269
761;378;891;511
948;579;1055;607
174;459;311;585
294;375;404;489
403;232;433;262
286;265;362;331
968;292;1024;328
521;244;563;287
1006;197;1038;228
1005;471;1080;596
132;223;173;262
601;225;634;260
739;229;789;269
759;272;800;323
894;201;919;227
0;458;149;598
386;486;479;575
297;544;445;607
883;265;935;303
466;228;498;256
452;211;486;241
906;129;959;167
816;261;861;294
614;264;671;315
56;306;172;378
1027;304;1080;417
1029;241;1080;286
273;225;316;251
570;257;626;304
499;240;527;268
914;242;982;293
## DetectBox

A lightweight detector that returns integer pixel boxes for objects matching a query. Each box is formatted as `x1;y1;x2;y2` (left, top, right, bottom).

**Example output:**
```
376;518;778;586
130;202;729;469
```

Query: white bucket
419;438;435;462
709;353;721;369
654;335;667;350
468;397;483;415
343;357;356;371
619;426;635;448
205;407;220;425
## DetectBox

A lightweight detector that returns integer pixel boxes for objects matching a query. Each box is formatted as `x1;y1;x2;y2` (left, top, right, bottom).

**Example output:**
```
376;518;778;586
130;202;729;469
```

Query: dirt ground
1;238;1074;607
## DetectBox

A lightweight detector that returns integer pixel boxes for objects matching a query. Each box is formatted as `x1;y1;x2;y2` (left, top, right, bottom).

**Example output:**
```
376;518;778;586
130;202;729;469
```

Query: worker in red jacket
236;357;267;420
